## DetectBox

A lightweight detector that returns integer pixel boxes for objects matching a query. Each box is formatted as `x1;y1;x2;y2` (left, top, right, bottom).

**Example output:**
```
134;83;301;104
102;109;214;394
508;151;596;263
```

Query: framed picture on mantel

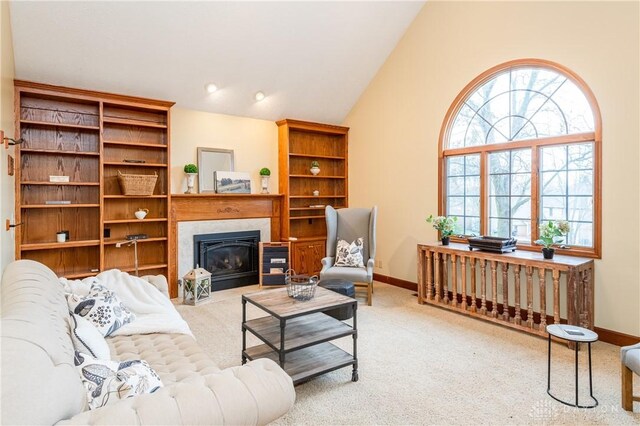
215;171;251;194
197;147;234;193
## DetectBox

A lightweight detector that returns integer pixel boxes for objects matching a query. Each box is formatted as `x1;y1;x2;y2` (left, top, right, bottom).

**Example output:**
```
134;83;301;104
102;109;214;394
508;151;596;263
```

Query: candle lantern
182;266;212;305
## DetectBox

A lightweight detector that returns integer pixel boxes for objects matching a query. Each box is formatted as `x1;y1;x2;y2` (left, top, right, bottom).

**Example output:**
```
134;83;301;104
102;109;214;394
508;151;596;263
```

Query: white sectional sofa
1;260;295;425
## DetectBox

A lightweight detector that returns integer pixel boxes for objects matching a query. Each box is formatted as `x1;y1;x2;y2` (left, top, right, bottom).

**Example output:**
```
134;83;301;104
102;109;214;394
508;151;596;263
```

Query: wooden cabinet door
292;240;325;276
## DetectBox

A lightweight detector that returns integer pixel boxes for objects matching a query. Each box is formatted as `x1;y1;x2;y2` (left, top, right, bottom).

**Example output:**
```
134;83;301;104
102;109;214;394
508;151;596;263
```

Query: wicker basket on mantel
117;171;158;196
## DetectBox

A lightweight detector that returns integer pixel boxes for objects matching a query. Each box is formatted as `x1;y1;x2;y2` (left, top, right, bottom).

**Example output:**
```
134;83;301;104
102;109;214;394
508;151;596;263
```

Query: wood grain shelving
103;140;167;149
20;119;100;130
278;119;348;275
21;204;100;209
103;117;167;129
20;148;100;156
103;218;167;224
15;80;173;279
21;240;101;251
21;181;100;186
103;161;167;167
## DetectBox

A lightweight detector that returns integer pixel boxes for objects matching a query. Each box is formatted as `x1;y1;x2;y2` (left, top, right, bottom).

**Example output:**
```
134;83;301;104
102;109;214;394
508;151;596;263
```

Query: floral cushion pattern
69;313;111;360
67;284;135;336
74;351;163;410
334;237;365;268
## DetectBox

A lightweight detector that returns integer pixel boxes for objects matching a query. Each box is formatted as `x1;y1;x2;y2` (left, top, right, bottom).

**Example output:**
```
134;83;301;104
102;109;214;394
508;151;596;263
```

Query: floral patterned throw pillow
334;237;365;268
67;284;135;337
74;351;163;410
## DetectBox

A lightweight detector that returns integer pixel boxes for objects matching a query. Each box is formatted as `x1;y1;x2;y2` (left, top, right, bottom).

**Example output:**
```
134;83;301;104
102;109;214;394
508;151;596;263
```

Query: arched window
439;59;601;257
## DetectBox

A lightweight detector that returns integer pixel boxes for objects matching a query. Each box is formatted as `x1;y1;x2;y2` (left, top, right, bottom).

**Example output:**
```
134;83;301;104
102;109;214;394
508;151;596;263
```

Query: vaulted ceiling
9;1;424;123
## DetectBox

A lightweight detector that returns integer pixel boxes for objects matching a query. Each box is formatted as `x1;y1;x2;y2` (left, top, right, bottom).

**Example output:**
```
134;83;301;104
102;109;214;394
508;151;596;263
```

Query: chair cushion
622;345;640;374
320;265;369;283
107;333;220;386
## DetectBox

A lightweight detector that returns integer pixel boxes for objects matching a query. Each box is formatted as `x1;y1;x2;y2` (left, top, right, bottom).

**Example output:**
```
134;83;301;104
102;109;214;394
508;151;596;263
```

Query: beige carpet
176;283;640;425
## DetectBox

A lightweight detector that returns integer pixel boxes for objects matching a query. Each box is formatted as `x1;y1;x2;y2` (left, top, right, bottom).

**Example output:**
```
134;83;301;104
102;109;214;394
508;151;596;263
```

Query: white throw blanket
61;269;192;337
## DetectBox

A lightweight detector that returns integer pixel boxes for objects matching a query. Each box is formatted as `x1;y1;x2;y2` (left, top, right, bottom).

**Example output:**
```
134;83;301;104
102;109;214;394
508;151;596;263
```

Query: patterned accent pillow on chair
74;351;163;410
69;313;111;360
67;283;135;337
334;237;365;267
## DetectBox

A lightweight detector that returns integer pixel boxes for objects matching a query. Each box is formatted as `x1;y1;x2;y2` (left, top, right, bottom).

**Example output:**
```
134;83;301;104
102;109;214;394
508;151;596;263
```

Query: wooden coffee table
242;286;358;384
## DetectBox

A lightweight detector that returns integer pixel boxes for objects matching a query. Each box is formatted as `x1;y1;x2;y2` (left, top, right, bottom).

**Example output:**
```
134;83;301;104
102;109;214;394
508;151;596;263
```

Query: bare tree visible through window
442;61;599;253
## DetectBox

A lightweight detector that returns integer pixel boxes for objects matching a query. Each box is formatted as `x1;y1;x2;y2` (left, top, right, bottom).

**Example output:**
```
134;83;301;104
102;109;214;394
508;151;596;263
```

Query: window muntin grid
446;154;481;236
448;67;594;148
488;149;532;241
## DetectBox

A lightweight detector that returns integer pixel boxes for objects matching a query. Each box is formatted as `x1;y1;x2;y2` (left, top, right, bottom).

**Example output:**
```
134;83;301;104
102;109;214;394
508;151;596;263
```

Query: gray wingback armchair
320;206;377;305
621;342;640;411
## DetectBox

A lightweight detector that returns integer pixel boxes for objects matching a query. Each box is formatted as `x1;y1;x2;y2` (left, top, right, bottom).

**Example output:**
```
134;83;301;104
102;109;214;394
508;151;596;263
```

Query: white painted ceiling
9;1;424;124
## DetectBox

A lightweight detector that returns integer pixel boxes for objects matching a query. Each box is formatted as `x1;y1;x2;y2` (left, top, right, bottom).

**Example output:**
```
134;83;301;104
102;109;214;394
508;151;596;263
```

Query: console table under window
417;243;595;337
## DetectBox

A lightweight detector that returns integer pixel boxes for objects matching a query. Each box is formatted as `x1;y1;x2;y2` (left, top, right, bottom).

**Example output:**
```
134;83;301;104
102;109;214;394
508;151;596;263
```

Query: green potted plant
184;164;198;194
310;160;320;176
259;167;271;194
426;215;458;245
535;220;570;259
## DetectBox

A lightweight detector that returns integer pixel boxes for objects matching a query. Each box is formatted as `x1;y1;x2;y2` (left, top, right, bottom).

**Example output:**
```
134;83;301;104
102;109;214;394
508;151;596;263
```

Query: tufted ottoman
318;279;355;320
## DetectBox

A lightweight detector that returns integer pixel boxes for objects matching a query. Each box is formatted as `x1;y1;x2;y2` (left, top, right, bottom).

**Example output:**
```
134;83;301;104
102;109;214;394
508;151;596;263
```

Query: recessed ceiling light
205;83;218;94
255;91;265;102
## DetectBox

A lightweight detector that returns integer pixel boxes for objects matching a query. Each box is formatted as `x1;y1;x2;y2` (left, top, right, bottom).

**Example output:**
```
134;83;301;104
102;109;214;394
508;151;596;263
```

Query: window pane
566;222;593;247
465;217;480;236
490;196;510;218
568;196;593;222
568;170;592;195
489;174;509;196
466;155;480;175
448;177;465;196
466;196;480;216
489;218;510;238
541;171;566;195
511;219;531;241
511;174;531;195
447;157;465;176
444;154;481;236
568;143;593;170
511;150;531;173
445;67;595;149
465;176;480;195
489;151;510;174
511;197;531;219
541;145;567;171
448;197;464;215
541;196;566;221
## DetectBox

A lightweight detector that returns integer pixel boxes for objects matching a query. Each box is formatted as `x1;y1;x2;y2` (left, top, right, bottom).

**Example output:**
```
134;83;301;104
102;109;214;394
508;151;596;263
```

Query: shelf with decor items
277;119;348;275
14;80;174;278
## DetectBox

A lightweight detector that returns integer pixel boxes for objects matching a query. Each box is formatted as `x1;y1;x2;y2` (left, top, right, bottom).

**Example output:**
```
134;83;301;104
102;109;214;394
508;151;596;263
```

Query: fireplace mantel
169;193;284;297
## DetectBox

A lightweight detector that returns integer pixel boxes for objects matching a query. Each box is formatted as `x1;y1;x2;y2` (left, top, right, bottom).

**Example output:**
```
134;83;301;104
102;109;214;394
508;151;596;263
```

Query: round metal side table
546;324;598;408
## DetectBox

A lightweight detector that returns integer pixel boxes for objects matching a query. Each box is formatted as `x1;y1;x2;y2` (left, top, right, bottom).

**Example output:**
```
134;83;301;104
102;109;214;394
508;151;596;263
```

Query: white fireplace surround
177;218;271;281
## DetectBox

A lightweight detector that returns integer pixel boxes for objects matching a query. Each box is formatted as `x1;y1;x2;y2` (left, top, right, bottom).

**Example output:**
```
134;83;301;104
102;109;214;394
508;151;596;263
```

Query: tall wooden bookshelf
14;81;173;279
277;119;349;275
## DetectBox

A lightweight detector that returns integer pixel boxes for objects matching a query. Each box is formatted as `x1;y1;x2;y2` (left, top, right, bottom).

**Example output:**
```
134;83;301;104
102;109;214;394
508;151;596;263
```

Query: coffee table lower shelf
244;341;356;384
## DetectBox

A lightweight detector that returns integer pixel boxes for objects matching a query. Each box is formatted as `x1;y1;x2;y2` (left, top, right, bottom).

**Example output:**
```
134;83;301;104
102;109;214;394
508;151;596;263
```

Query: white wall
170;107;278;194
344;1;640;335
0;1;15;271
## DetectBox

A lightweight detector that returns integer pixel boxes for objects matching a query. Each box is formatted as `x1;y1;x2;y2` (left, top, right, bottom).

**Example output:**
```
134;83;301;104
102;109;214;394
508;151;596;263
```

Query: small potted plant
535;220;570;259
184;164;198;194
426;215;458;245
310;160;320;176
259;167;271;194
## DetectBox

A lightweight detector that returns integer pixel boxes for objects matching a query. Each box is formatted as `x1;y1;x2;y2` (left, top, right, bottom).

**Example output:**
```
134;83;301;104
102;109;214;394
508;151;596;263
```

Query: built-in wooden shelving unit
14;80;174;279
277;119;349;275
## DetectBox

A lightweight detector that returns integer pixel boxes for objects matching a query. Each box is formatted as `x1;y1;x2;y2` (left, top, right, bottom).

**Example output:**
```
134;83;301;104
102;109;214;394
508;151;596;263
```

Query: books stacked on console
468;236;517;253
